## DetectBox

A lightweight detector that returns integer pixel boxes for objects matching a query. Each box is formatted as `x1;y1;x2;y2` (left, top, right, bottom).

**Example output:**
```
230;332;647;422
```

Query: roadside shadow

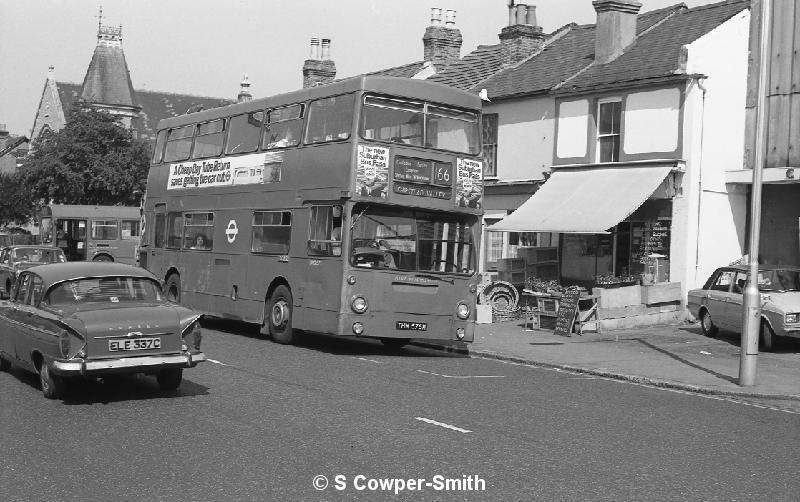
4;366;209;404
677;324;800;354
201;317;469;359
633;338;739;384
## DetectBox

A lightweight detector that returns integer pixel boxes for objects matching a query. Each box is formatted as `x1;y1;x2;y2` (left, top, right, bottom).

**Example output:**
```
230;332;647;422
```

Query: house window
596;99;621;163
482;113;498;177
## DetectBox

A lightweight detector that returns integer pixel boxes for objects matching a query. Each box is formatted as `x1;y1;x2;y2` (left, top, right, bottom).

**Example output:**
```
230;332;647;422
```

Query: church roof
81;35;138;109
57;82;233;142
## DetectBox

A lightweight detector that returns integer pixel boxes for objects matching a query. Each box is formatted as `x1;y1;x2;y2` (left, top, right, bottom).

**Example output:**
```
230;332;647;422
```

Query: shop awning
488;165;674;233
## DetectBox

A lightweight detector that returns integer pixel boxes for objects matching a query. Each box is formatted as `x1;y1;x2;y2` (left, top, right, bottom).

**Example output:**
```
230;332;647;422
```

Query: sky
1;0;716;136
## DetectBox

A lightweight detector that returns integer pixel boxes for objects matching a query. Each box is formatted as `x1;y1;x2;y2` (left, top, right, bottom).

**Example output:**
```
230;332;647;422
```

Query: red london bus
140;76;483;347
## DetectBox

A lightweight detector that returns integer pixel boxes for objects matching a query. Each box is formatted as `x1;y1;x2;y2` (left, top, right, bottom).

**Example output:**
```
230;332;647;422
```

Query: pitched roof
431;1;748;101
81;41;138;108
57;82;233;142
367;61;428;78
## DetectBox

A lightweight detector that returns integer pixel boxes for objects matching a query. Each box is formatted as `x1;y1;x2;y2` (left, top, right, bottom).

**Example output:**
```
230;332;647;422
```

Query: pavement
420;320;800;401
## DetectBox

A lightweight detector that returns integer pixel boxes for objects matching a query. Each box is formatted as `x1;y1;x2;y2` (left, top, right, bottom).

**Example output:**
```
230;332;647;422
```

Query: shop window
227;111;264;154
305;94;354;144
183;212;214;250
252;211;292;254
163;125;194;162
596;99;621;163
264;104;304;149
482;113;498;177
192;119;226;159
308;205;343;256
91;220;118;240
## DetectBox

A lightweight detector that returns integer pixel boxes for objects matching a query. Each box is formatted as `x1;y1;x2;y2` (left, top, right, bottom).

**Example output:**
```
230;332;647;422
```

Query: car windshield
759;270;800;292
45;276;164;308
349;204;477;275
12;248;65;264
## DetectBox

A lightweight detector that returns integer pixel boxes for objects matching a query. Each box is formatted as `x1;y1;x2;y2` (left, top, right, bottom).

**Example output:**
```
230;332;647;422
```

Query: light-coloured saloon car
687;265;800;351
0;262;205;399
0;245;66;295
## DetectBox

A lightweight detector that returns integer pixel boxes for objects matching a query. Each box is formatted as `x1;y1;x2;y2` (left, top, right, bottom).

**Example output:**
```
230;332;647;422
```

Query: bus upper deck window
360;96;424;146
193;119;226;159
304;94;354;145
264;104;303;149
163;125;194;162
425;107;481;155
152;129;167;164
226;111;264;155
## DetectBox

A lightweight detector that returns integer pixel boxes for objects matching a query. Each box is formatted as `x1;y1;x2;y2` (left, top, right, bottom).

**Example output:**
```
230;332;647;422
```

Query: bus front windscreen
360;96;480;155
350;205;477;275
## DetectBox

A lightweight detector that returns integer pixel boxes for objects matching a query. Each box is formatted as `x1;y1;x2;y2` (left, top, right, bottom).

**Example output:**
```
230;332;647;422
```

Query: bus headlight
351;295;368;314
456;302;470;320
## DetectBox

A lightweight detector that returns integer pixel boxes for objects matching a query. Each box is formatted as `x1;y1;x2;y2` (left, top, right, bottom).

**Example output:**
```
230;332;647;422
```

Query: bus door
299;205;345;331
206;210;248;318
56;219;88;261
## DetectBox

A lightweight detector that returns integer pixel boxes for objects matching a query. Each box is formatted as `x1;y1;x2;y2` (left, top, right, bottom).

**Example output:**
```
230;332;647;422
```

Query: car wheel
760;320;779;352
165;274;181;303
39;362;66;399
4;279;10;294
700;309;718;337
0;355;10;372
157;368;183;391
380;338;410;349
268;285;295;344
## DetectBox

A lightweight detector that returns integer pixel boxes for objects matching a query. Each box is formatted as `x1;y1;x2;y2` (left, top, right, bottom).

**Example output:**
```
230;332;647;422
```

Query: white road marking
416;369;504;379
354;357;382;364
415;417;472;433
207;358;228;366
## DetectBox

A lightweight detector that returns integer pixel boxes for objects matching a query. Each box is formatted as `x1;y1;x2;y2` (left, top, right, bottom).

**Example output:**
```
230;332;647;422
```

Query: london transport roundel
226;219;239;243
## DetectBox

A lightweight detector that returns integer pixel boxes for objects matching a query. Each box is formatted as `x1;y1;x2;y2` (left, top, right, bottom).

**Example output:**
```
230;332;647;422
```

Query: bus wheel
267;285;294;344
380;338;410;349
93;254;113;262
165;274;181;303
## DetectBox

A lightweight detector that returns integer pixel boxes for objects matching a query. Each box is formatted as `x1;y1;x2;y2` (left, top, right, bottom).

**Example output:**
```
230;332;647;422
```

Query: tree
0;171;35;226
19;107;151;206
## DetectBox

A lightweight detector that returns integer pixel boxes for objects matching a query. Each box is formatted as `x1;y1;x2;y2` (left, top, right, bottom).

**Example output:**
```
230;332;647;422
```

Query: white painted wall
676;8;750;301
484;98;555;181
555;99;588;159
624;88;680;154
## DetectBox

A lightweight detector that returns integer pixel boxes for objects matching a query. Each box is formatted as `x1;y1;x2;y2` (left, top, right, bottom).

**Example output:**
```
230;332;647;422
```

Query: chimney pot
525;5;537;26
507;2;516;26
515;4;527;25
445;9;456;26
309;37;321;59
321;38;331;60
431;7;442;26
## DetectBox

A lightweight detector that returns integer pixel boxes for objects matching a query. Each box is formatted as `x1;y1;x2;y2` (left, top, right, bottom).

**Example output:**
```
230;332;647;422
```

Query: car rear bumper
51;352;205;375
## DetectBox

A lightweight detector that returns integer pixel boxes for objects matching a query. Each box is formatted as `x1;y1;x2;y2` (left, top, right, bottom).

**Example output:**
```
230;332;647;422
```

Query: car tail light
182;321;202;351
59;331;70;358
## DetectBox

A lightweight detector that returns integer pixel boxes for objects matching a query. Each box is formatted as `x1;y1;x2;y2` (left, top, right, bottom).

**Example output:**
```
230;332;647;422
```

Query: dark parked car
687;265;800;351
0;245;66;294
0;262;205;398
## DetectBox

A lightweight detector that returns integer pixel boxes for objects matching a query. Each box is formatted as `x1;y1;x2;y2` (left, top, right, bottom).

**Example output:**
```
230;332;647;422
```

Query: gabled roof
367;61;428;78
56;82;233;142
81;41;138;108
430;0;748;101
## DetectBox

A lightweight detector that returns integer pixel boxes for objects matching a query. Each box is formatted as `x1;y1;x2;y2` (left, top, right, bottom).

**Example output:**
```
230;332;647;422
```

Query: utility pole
739;0;772;386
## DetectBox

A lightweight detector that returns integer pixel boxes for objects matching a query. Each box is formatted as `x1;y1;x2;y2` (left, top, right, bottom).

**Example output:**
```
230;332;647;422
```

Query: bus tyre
165;274;181;303
157;368;183;391
267;285;295;345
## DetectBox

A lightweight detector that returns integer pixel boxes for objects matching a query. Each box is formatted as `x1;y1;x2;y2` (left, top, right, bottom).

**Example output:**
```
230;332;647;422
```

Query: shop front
488;162;686;330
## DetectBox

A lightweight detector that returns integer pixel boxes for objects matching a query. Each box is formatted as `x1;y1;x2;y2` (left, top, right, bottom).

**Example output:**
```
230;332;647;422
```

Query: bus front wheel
266;285;294;345
165;274;181;303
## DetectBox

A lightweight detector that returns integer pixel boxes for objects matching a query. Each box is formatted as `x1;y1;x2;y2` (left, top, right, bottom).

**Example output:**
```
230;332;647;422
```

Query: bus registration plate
396;321;427;331
109;338;161;351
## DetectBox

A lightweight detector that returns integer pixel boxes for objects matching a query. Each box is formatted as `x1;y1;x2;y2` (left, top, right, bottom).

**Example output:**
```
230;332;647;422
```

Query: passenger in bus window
191;234;209;250
267;124;296;149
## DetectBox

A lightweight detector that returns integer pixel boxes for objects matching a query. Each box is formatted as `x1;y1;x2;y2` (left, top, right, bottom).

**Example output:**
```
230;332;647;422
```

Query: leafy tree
19;107;151;206
0;171;35;226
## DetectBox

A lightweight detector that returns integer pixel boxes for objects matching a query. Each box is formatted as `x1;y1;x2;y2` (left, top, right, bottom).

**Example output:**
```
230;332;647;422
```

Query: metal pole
739;0;772;386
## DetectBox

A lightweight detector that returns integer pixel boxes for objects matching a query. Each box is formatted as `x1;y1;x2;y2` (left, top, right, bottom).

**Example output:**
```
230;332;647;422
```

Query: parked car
0;262;205;398
0;245;66;294
687;265;800;351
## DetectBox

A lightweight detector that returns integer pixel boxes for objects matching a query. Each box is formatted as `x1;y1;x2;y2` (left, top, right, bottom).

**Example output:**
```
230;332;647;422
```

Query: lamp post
739;0;772;386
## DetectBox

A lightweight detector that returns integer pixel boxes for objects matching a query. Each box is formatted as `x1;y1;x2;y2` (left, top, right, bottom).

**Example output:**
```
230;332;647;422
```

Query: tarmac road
0;319;797;501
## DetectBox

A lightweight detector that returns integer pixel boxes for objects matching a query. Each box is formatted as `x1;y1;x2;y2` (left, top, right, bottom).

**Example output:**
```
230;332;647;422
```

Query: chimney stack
237;74;252;103
303;37;336;88
422;7;463;70
499;3;545;66
592;0;642;65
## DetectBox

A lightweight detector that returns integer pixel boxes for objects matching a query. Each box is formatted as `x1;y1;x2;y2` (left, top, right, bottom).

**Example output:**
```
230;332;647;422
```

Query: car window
46;276;164;307
15;273;32;302
30;276;44;306
710;270;735;292
732;272;747;294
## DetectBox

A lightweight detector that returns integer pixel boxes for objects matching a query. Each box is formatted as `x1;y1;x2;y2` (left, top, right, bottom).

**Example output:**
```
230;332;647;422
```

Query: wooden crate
497;258;525;272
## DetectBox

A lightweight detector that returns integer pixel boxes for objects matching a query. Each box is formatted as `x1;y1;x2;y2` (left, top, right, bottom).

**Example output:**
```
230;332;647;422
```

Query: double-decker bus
38;205;141;264
141;76;483;346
